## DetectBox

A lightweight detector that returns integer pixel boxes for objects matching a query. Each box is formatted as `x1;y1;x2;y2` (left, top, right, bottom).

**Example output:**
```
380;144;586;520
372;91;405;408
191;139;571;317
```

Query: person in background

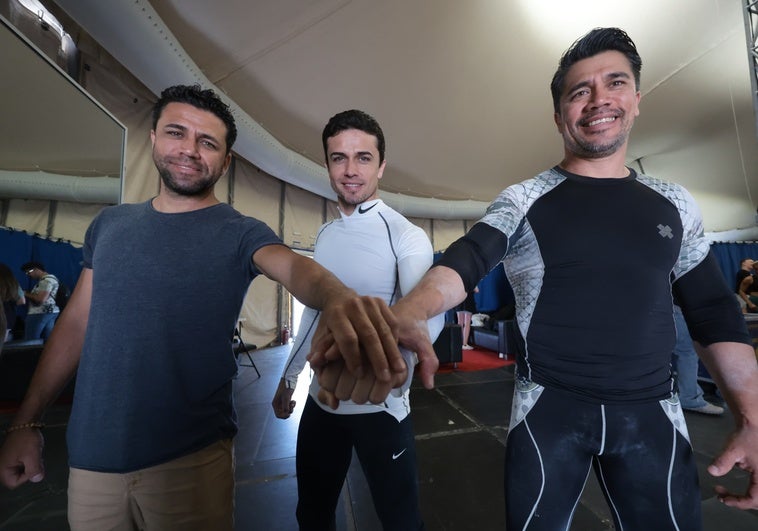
672;305;723;415
456;286;479;350
0;84;403;531
0;263;25;341
272;109;443;530
735;258;758;312
749;260;758;304
20;261;58;341
313;27;758;528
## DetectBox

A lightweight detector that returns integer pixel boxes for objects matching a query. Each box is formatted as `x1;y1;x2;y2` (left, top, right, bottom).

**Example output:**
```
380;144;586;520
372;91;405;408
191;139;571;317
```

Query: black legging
295;396;423;531
505;385;702;530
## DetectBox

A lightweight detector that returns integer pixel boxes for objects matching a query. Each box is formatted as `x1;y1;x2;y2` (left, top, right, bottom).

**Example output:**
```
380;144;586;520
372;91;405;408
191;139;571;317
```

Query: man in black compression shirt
311;27;758;529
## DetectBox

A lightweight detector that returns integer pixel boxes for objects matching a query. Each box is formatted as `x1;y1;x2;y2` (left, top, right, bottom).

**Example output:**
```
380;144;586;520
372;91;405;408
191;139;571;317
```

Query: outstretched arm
696;341;758;510
311;222;508;399
0;268;91;489
392;265;467;388
253;244;404;384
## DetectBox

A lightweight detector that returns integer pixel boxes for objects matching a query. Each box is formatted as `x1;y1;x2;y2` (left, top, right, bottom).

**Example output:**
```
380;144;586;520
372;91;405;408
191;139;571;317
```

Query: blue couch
471;319;518;360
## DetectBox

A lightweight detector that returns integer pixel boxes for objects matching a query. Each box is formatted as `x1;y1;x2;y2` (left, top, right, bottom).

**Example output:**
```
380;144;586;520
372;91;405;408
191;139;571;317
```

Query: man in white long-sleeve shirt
272;109;443;530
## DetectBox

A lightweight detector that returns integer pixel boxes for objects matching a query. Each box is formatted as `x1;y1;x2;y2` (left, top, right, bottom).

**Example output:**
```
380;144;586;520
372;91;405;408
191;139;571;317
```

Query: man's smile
586;116;616;127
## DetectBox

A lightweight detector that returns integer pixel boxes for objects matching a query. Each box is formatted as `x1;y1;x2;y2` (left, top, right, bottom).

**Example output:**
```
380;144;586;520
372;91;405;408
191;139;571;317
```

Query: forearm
287;257;357;309
255;246;356;309
695;342;758;427
394;265;467;322
24;291;45;305
13;330;83;424
13;275;90;424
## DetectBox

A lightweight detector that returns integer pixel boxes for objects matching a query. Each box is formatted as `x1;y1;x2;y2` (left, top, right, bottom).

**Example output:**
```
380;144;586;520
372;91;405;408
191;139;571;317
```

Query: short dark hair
322;110;385;164
152;84;238;154
21;261;45;272
550;27;642;114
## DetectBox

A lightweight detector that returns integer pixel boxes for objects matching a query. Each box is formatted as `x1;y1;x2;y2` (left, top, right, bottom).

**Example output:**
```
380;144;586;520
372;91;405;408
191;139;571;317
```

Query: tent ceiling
141;0;758;208
20;0;756;228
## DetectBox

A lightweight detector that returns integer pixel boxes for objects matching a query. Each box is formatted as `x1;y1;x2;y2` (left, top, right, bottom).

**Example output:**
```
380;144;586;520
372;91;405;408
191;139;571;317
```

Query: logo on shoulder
657;224;673;239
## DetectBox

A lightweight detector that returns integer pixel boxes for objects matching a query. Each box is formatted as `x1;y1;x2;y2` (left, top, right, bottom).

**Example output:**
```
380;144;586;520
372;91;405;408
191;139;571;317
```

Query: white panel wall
234;161;283;346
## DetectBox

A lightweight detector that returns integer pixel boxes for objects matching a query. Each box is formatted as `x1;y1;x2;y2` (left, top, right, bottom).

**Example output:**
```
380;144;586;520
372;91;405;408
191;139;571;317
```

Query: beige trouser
68;439;234;531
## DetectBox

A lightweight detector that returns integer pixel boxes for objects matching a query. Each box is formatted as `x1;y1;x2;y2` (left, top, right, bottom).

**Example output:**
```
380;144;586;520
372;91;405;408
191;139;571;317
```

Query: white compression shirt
281;199;444;421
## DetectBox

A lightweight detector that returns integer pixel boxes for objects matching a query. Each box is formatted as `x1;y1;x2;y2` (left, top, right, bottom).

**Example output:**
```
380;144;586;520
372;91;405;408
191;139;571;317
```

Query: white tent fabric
54;0;489;220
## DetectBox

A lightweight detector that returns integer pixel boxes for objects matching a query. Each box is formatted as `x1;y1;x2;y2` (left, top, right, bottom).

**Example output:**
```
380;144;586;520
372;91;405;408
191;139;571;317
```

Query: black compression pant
295;396;423;531
505;384;702;530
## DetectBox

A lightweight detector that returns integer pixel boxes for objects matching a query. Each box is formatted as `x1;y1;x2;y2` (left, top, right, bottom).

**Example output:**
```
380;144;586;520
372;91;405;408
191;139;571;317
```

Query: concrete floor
2;344;757;530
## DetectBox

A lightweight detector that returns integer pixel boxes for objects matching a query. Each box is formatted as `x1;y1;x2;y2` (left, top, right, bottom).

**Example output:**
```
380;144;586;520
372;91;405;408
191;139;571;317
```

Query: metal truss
745;0;758;137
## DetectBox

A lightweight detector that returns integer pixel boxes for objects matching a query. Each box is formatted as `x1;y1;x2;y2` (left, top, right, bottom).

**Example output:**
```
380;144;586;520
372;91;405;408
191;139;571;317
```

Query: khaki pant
68;439;234;531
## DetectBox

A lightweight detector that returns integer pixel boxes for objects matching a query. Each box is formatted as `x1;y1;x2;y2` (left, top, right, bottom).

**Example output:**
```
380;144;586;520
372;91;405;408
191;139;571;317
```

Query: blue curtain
474;264;514;313
29;236;83;289
0;229;83;321
432;252;515;316
709;241;758;287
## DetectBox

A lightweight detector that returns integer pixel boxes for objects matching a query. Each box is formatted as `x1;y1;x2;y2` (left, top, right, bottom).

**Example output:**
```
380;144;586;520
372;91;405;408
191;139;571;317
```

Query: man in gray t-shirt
0;85;404;531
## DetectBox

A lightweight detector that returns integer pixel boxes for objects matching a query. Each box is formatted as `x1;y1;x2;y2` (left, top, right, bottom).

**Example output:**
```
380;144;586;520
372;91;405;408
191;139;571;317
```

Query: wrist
4;422;45;434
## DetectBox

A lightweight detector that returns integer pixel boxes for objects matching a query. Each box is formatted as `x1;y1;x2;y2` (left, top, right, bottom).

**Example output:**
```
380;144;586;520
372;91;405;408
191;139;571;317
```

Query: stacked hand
309;298;438;408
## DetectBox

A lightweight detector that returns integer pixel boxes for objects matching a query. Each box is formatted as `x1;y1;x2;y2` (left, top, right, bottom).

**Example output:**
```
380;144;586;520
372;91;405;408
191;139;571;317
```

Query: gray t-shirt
67;200;282;472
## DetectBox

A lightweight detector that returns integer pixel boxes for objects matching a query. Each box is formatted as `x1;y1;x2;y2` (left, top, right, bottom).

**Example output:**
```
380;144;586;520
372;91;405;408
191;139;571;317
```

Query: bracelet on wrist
4;422;45;434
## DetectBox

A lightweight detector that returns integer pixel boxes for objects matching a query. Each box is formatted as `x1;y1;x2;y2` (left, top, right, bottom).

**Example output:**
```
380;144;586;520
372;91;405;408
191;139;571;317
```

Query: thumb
708;447;740;477
416;347;438;390
317;388;339;410
25;461;45;484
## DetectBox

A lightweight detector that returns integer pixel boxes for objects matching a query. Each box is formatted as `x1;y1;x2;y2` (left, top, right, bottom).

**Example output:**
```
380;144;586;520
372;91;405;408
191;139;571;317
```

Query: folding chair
234;319;260;377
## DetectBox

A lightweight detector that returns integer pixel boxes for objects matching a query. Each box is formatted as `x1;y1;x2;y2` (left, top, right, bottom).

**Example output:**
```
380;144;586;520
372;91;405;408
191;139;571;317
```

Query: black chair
433;323;463;368
471;318;519;360
1;339;74;402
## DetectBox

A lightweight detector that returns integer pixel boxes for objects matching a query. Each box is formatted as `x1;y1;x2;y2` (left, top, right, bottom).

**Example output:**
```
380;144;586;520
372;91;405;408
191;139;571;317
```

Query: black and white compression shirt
437;166;750;403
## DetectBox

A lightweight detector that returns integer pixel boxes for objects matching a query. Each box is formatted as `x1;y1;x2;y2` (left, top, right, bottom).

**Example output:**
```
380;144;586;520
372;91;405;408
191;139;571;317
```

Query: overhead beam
744;0;758;139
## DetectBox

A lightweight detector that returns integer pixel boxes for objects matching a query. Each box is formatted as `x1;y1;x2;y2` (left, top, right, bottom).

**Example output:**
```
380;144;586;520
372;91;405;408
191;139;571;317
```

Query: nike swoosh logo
392;449;407;460
358;202;378;214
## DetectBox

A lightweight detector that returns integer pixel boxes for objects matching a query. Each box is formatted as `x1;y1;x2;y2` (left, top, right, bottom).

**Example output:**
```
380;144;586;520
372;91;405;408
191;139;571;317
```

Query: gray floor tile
2;345;757;530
